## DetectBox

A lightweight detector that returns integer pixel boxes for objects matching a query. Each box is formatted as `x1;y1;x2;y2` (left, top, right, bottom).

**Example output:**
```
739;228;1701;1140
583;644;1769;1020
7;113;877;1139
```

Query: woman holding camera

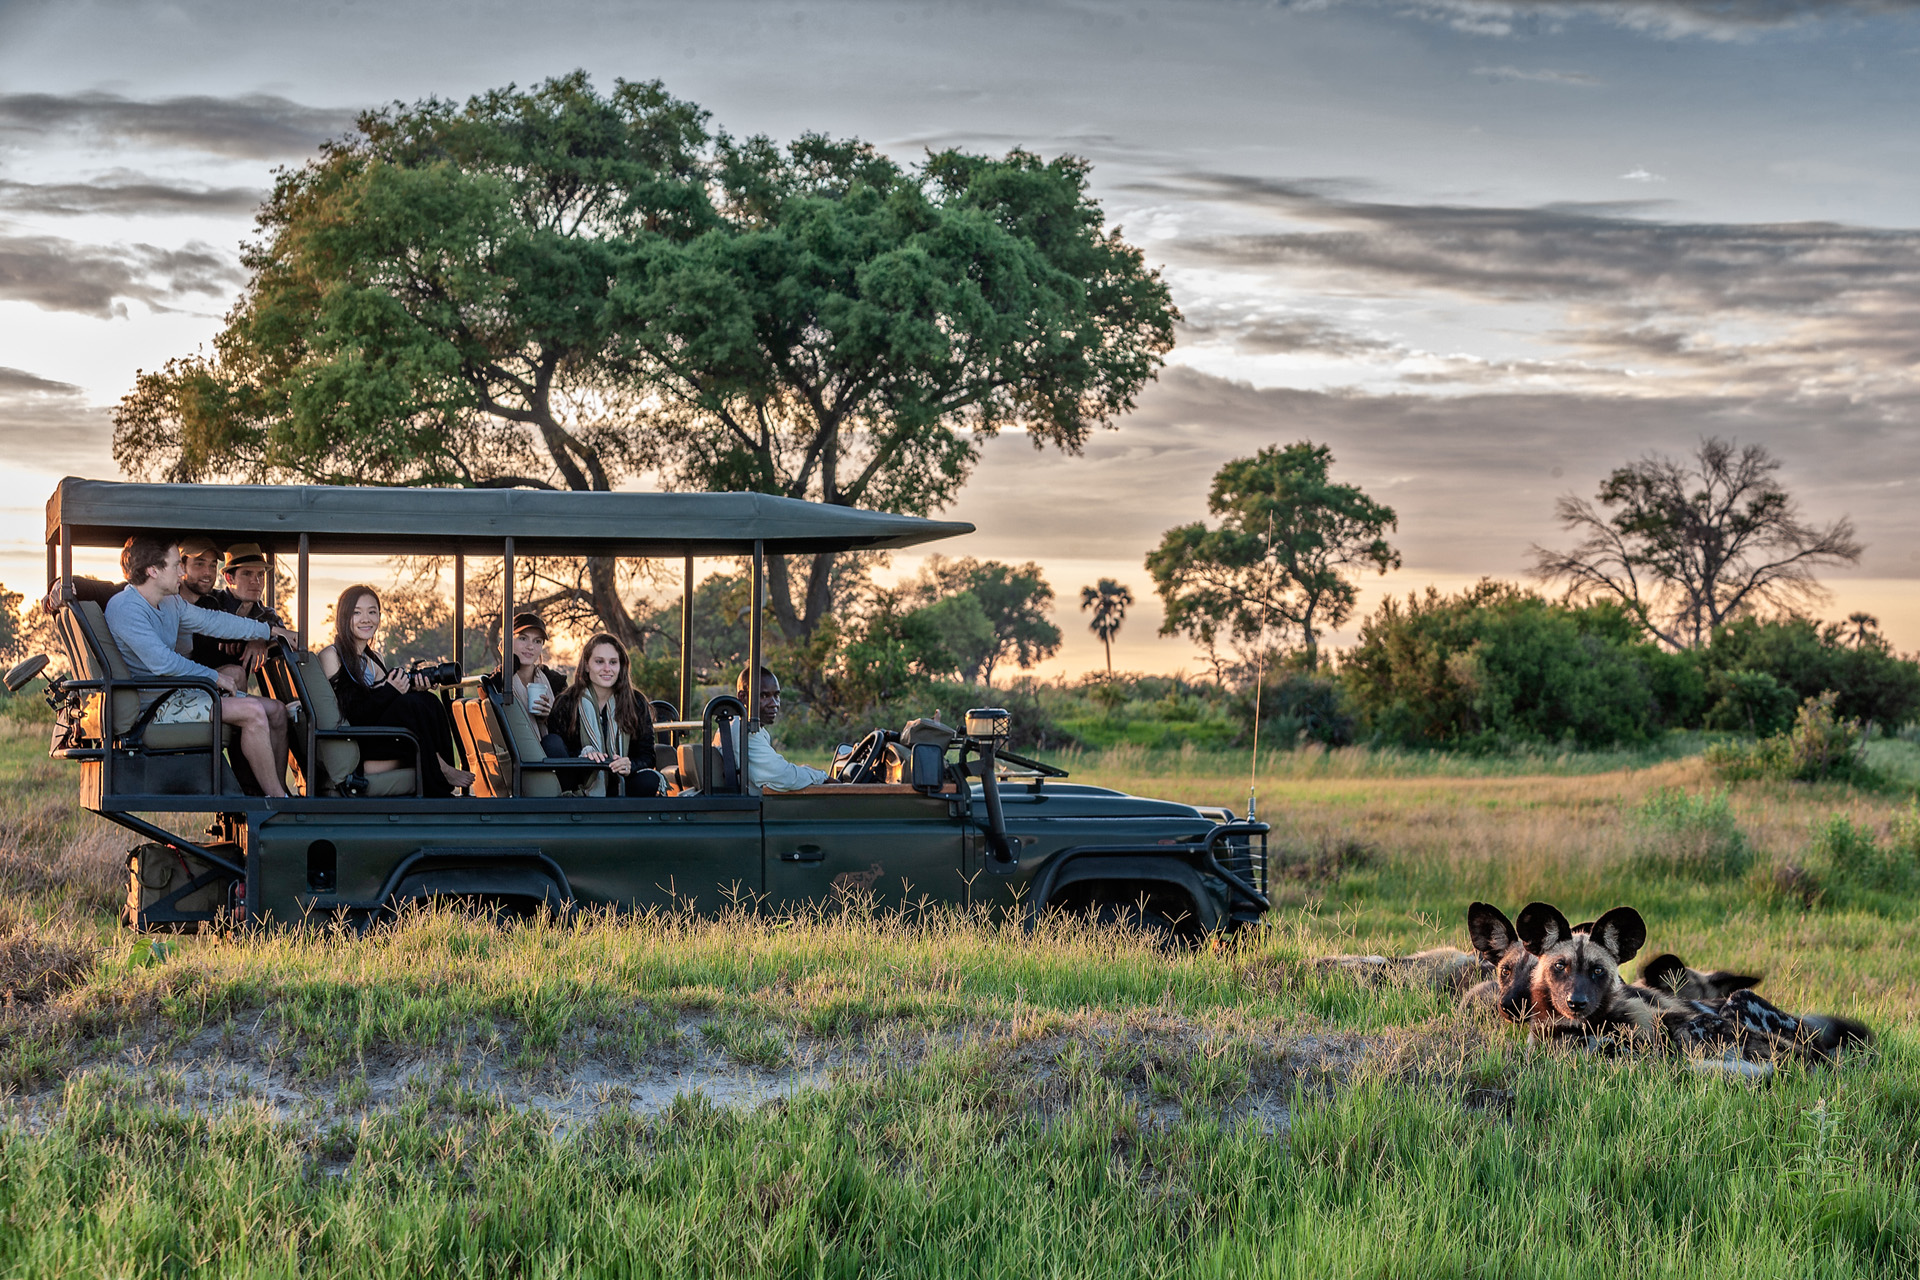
550;633;660;797
318;584;474;797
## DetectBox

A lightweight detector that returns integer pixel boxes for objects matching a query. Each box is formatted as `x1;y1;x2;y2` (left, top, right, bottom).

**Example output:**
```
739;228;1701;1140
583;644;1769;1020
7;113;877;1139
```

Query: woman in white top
504;611;568;757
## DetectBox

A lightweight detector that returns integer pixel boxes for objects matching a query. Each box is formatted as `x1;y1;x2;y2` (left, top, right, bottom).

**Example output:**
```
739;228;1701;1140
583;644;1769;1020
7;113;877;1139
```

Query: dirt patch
0;1007;1417;1143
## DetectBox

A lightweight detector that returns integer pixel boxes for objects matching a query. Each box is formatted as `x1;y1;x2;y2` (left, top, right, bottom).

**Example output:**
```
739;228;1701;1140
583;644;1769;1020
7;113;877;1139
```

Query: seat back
650;699;677;748
676;742;704;792
496;692;561;798
456;699;505;798
57;601;141;737
296;653;363;790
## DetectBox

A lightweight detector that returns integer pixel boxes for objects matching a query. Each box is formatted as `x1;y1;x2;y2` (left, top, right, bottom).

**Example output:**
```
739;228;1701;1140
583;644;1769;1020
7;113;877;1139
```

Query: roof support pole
265;552;277;612
745;539;763;795
452;555;465;672
46;540;55;597
296;534;309;650
501;538;515;681
59;521;71;601
679;554;694;720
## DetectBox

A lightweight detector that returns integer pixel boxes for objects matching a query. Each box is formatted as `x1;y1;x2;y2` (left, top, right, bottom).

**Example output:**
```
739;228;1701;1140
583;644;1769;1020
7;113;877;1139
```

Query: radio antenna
1247;513;1274;823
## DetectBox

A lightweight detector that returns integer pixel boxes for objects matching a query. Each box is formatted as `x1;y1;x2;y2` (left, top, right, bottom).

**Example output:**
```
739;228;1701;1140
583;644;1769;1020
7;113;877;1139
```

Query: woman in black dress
317;584;473;797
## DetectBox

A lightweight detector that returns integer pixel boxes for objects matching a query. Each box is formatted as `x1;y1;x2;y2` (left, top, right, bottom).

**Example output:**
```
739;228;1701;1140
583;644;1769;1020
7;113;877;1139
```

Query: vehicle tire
1086;897;1189;951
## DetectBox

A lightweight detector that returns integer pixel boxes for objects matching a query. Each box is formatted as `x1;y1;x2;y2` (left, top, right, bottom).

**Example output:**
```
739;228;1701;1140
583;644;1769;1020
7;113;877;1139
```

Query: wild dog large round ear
1637;952;1689;994
1515;902;1571;956
1591;907;1647;963
1466;902;1517;963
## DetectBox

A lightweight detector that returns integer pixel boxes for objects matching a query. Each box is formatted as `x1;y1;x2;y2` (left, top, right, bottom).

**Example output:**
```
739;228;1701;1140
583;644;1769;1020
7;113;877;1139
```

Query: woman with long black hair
550;633;659;796
317;584;473;797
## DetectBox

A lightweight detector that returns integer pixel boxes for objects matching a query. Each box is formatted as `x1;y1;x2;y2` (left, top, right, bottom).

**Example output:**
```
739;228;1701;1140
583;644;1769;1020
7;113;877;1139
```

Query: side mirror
3;654;49;693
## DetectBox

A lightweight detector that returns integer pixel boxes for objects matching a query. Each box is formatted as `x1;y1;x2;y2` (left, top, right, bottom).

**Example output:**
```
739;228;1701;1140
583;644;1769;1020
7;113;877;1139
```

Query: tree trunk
585;555;641;649
766;551;836;642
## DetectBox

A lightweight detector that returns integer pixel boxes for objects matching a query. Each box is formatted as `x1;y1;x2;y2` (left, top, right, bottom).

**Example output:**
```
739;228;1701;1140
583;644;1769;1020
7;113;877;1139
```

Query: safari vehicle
17;479;1268;939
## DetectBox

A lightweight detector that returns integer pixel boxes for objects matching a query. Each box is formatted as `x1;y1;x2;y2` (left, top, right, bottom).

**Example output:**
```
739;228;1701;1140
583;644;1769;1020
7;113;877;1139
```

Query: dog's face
1466;902;1538;1021
1518;903;1645;1022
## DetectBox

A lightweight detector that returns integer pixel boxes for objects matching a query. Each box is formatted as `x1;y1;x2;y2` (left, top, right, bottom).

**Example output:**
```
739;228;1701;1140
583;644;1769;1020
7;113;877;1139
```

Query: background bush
1630;786;1752;880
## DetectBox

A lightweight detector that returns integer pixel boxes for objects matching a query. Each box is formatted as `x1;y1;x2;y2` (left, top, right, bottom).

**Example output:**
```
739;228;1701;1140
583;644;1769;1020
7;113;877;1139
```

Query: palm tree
1079;579;1133;676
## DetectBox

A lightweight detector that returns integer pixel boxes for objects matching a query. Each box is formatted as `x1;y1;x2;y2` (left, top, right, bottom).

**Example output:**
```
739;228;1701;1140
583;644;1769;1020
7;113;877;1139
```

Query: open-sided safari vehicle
21;479;1268;938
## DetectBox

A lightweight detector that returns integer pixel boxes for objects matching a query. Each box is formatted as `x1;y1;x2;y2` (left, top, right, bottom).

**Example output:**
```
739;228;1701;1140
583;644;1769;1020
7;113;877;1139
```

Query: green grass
5;725;1920;1277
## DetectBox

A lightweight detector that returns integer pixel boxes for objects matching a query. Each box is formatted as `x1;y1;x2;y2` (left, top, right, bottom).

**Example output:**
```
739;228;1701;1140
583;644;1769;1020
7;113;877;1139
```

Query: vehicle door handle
780;844;825;863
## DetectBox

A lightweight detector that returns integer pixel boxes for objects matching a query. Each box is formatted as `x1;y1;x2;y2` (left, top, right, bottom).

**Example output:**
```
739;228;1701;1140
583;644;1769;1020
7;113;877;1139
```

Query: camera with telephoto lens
405;659;463;688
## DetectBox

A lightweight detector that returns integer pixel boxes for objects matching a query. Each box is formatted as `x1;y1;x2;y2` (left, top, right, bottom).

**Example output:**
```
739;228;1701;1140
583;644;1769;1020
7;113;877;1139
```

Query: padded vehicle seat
57;601;234;751
455;697;506;797
488;693;563;798
295;653;418;797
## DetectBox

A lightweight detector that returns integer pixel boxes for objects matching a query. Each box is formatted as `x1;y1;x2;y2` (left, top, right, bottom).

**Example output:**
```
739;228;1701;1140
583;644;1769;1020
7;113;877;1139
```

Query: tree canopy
113;72;1177;645
1147;442;1398;670
903;556;1061;686
1531;438;1862;650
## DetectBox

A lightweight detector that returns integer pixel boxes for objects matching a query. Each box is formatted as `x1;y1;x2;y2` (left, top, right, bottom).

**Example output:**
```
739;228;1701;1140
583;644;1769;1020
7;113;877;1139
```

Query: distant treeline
1254;580;1920;752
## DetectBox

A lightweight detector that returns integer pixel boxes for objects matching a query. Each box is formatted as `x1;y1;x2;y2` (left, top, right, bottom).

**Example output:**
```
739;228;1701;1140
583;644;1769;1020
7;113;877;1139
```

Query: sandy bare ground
1;1008;1395;1146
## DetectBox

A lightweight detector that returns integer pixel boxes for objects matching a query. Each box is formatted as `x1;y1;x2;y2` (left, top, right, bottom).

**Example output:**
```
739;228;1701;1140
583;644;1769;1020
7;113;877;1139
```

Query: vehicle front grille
1214;827;1267;897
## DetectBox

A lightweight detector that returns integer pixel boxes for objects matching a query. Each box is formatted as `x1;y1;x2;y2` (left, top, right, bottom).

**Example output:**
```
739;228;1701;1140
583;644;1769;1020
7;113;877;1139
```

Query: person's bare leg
225;700;287;798
263;699;290;793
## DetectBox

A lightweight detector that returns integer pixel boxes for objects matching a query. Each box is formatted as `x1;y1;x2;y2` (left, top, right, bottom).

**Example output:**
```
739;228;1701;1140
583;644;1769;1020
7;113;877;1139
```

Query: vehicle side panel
251;806;762;919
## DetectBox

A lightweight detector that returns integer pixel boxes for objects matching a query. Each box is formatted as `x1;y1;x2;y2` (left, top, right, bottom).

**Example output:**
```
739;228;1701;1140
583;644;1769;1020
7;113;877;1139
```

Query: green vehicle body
32;479;1269;937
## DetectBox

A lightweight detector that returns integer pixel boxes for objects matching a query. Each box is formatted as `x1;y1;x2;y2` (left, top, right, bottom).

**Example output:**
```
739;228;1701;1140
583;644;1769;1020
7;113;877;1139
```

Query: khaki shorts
151;688;214;724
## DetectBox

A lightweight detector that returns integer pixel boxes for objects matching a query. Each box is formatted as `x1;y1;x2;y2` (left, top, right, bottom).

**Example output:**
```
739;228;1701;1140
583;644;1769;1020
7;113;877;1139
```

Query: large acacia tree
114;72;1177;643
1531;438;1863;650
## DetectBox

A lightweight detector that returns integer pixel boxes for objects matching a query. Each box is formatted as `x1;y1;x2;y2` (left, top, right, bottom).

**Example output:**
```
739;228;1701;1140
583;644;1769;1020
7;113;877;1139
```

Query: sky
1;0;1916;676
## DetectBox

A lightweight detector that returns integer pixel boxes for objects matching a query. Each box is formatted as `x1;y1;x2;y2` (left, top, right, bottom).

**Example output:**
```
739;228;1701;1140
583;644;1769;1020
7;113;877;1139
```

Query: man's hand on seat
215;668;244;695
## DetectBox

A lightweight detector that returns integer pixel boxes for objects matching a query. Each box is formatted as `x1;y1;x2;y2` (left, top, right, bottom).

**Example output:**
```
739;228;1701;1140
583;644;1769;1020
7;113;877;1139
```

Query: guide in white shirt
733;666;829;793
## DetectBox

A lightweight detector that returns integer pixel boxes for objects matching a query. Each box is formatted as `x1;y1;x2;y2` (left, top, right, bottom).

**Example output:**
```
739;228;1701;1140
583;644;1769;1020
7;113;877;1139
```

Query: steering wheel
835;729;890;784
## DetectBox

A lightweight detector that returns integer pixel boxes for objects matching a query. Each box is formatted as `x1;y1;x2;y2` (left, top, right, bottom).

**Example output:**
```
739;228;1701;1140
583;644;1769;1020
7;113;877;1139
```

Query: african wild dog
1515;902;1658;1041
1517;902;1870;1064
1632;953;1761;1003
1459;901;1540;1020
1652;987;1872;1065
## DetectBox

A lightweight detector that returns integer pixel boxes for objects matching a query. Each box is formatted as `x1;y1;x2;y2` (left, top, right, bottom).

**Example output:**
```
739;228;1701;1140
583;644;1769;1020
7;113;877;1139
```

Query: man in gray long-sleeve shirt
103;535;296;797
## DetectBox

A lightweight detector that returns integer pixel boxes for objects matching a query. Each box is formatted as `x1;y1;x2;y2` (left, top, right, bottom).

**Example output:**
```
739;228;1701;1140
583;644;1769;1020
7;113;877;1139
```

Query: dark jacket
187;590;283;669
551;684;657;770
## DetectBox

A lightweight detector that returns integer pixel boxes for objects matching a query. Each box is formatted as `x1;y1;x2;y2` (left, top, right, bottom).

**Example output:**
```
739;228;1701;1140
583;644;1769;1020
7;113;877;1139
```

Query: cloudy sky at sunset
2;0;1916;676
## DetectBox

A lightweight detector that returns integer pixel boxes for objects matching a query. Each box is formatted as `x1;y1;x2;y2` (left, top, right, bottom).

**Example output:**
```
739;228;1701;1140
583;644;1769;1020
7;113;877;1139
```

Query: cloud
1618;166;1665;182
953;365;1920;579
0;233;243;317
0;91;357;159
1178;310;1401;357
0;365;111;474
1472;65;1603;84
0;176;265;217
1377;0;1920;39
1149;172;1920;400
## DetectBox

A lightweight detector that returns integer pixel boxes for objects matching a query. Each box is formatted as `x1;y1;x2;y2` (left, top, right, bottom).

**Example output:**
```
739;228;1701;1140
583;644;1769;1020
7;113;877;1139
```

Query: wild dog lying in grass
1516;901;1871;1068
1460;902;1761;1021
1318;902;1758;1008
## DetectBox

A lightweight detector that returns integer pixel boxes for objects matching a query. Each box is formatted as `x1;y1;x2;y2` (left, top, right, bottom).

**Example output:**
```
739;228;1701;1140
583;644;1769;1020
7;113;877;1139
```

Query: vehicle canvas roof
46;479;974;557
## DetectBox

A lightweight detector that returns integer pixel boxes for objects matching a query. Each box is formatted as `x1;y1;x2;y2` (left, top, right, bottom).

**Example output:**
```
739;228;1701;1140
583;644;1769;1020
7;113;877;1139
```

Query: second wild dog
1516;902;1657;1042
